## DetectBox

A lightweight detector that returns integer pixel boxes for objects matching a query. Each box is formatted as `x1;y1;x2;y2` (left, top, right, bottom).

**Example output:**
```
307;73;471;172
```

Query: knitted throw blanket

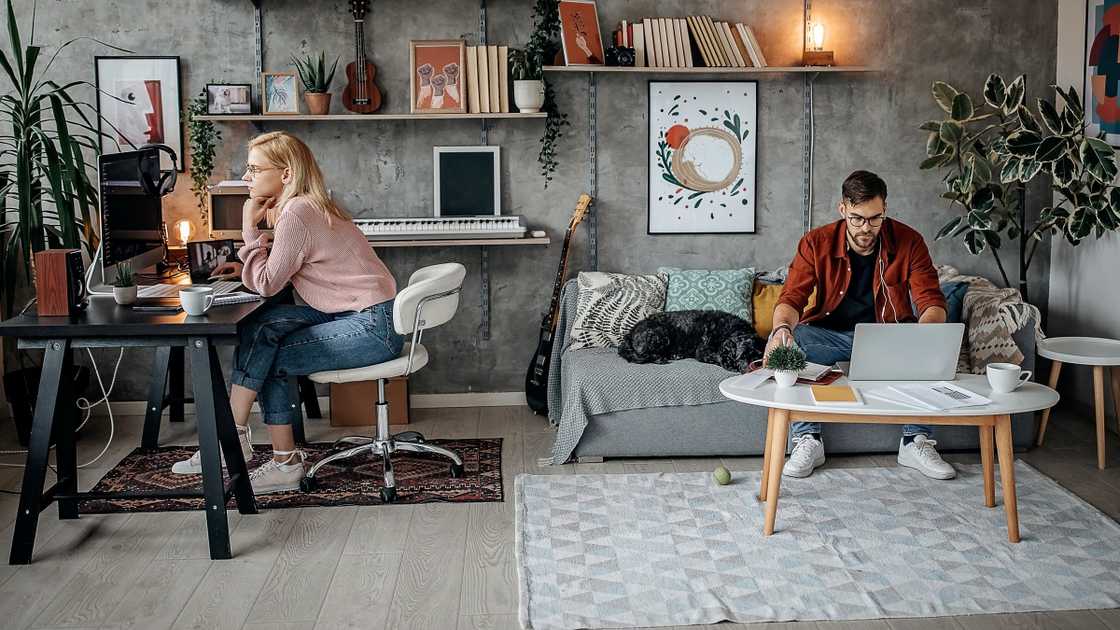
937;265;1045;373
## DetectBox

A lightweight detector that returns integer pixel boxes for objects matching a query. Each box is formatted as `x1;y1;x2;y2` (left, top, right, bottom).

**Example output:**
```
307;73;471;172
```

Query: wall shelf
544;65;875;74
196;113;546;122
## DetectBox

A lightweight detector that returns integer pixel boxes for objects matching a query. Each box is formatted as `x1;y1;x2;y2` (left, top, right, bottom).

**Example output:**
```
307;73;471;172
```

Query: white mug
180;286;215;316
987;362;1032;393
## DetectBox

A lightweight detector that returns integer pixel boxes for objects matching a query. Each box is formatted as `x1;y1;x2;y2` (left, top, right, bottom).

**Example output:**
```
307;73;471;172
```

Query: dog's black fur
618;310;767;373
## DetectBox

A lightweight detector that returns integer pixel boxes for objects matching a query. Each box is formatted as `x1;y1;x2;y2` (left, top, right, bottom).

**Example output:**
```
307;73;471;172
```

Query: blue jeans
790;324;932;439
230;300;405;425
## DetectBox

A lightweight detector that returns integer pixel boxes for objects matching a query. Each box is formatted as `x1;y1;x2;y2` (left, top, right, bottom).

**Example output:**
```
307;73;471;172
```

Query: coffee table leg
980;424;995;508
1113;368;1120;437
763;409;789;536
760;409;774;502
994;414;1020;543
1095;366;1107;470
1036;360;1062;446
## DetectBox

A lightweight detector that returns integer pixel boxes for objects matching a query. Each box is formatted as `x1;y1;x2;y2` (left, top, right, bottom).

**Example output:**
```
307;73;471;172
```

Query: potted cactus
112;262;137;306
291;51;340;115
765;345;807;388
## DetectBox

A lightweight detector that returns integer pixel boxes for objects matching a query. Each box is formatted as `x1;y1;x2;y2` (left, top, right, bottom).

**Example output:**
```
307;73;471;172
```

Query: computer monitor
433;146;500;217
97;149;166;286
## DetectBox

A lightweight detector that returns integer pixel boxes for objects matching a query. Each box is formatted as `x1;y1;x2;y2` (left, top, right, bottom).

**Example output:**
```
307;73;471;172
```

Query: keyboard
137;280;242;298
353;215;526;240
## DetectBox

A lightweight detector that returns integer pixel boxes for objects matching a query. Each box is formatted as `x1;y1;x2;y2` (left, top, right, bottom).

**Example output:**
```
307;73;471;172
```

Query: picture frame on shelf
95;56;183;172
1085;0;1120;145
410;40;467;114
558;0;605;66
647;80;757;235
206;83;252;115
261;72;299;115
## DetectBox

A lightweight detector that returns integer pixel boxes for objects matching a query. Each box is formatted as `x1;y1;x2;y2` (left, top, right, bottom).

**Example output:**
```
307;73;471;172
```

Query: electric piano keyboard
353;216;526;240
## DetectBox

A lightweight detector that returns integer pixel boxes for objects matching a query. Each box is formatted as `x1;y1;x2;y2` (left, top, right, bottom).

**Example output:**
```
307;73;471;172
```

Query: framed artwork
558;0;605;66
410;40;467;113
206;83;252;114
261;72;299;114
1086;0;1120;145
648;81;757;235
95;56;182;172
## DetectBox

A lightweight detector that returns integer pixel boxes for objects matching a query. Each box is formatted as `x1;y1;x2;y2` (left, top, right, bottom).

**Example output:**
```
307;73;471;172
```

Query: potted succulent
112;262;137;306
509;47;545;114
291;51;340;115
765;345;807;389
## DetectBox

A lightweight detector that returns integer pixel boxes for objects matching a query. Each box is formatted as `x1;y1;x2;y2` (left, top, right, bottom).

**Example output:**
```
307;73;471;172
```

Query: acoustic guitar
525;193;594;415
343;0;383;113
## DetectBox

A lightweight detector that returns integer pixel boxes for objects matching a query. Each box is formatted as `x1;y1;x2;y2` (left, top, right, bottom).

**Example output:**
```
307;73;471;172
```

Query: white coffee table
1036;336;1120;469
719;373;1059;543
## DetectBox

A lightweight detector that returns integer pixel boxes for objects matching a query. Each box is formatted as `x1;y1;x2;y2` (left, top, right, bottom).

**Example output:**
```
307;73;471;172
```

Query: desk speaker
34;249;86;316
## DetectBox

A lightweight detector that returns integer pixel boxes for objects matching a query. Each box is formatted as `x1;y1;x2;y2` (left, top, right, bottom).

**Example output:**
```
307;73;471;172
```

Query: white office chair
299;262;467;502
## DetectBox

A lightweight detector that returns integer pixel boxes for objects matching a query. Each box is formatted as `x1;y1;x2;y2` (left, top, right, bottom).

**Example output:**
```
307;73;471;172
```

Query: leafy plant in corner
185;90;220;227
765;345;807;373
508;47;542;82
291;51;339;93
113;261;133;288
526;0;568;187
920;73;1120;303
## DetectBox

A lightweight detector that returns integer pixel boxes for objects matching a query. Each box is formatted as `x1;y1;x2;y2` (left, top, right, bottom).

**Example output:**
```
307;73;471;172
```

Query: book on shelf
477;45;491;113
729;24;754;67
466;46;481;113
721;22;747;67
498;45;509;113
487;46;500;113
643;18;657;67
650;17;663;67
702;16;729;66
656;18;670;67
633;22;646;66
712;20;736;67
741;24;767;67
686;16;713;67
680;18;695;67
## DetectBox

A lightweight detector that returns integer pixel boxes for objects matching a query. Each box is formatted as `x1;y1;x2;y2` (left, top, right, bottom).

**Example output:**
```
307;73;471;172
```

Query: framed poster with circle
410;40;467;113
648;81;757;234
95;56;183;172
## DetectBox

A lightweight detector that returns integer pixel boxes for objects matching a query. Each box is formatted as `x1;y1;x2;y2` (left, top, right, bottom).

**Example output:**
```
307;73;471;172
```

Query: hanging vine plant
185;90;221;227
527;0;568;187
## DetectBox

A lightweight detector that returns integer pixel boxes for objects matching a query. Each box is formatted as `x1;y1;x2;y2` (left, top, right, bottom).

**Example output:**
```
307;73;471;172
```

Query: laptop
847;323;965;381
134;239;246;307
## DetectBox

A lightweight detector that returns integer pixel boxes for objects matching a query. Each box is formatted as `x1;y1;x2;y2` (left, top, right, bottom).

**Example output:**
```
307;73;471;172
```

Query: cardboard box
330;377;409;426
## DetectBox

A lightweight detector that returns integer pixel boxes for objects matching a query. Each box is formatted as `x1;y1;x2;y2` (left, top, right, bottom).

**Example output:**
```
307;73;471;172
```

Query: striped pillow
567;272;668;351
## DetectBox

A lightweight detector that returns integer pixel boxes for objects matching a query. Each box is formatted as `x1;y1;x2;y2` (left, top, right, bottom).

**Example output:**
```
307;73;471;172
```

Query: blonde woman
172;131;403;493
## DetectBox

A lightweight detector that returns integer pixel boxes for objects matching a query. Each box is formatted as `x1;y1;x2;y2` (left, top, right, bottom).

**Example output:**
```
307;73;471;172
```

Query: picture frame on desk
94;56;183;172
261;72;299;115
409;40;467;114
206;83;252;115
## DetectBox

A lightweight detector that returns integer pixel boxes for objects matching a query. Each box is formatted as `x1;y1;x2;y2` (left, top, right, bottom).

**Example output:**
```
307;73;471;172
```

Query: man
764;170;953;480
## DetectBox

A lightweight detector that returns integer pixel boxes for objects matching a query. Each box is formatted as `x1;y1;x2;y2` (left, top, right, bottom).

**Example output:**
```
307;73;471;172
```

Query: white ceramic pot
773;370;799;388
514;80;545;113
113;285;137;305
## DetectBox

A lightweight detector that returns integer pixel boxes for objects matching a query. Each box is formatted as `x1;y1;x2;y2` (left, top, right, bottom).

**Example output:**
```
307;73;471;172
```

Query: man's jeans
790;324;932;439
230;300;404;425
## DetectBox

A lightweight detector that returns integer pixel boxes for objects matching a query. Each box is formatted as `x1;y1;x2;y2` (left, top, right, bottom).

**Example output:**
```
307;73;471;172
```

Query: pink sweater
238;197;396;313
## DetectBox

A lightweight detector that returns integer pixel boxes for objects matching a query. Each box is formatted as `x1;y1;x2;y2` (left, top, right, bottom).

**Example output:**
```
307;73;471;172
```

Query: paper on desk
735;369;774;390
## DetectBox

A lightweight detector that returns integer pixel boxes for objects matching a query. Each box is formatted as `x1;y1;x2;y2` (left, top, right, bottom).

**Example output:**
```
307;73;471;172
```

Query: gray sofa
546;278;1039;464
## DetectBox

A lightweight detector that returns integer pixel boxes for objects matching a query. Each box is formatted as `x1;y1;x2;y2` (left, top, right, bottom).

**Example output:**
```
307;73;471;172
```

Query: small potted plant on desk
292;51;340;115
766;345;807;389
508;47;545;114
113;262;137;306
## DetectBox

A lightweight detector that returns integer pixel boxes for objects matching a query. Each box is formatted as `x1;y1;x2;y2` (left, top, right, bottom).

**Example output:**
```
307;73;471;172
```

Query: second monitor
433;146;500;217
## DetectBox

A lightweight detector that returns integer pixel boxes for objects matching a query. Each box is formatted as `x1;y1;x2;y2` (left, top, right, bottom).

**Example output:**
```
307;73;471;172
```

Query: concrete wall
1050;0;1120;424
6;0;1057;400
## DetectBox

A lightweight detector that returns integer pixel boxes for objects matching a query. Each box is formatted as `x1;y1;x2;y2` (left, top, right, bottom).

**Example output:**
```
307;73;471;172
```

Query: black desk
0;297;263;564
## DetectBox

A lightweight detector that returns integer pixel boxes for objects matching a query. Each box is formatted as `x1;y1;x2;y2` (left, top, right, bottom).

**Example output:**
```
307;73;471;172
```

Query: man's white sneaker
897;434;956;480
783;434;826;478
249;450;306;495
171;425;254;475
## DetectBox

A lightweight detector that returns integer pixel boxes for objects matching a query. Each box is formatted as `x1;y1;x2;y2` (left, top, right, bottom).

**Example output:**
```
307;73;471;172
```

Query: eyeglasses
243;164;279;177
845;213;885;228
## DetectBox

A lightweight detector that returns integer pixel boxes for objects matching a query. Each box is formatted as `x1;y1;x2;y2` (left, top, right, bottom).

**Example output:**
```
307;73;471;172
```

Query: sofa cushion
752;284;817;337
568;271;667;351
657;267;756;322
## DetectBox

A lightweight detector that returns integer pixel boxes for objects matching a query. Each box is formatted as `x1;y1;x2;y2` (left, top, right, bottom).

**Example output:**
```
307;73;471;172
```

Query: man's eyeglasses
845;213;885;228
243;164;279;177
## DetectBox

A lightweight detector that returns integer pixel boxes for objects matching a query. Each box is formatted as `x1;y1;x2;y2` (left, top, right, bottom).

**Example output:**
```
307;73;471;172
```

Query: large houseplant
920;73;1120;302
525;0;569;187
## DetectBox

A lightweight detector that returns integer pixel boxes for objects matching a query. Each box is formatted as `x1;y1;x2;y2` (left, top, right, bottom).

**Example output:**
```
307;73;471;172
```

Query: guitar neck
354;19;366;98
543;225;578;330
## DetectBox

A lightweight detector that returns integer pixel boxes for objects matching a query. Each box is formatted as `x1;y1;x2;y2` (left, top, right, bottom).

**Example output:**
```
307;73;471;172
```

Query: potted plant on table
291;51;340;115
766;345;807;389
113;262;137;306
509;47;545;114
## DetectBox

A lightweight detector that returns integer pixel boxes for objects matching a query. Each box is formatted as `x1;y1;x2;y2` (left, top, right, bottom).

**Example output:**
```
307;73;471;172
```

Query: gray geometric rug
516;463;1120;629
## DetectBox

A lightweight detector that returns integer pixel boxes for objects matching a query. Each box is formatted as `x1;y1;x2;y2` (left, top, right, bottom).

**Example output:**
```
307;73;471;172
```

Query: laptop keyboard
137;280;242;298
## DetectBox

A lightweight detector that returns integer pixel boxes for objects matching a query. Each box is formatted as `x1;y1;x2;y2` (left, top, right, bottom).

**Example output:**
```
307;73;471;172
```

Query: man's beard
847;227;878;251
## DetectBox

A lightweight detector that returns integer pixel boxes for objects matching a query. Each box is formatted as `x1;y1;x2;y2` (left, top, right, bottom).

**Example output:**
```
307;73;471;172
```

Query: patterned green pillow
657;267;756;323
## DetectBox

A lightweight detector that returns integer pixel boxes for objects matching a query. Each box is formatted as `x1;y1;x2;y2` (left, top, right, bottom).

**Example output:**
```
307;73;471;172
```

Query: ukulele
525;193;594;415
343;0;383;113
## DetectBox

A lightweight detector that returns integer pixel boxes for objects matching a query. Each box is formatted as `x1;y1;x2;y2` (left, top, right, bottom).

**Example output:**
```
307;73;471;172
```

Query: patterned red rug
80;438;502;513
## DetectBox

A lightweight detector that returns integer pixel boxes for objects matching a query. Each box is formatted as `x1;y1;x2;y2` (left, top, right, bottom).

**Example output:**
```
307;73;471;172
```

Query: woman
172;131;403;494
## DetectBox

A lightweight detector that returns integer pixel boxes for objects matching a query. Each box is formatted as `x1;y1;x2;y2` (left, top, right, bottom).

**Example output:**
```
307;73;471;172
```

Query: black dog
618;310;766;373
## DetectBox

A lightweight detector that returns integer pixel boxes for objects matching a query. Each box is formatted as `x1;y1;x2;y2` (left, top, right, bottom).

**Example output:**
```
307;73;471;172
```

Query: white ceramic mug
180;286;215;316
987;362;1032;393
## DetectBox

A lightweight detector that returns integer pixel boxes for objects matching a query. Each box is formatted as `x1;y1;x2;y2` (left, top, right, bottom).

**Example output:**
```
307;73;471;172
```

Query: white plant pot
773;370;799;388
113;285;137;306
514;80;545;113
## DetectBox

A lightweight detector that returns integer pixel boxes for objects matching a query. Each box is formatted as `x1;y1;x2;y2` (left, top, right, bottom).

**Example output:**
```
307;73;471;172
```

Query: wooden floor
1;404;1120;629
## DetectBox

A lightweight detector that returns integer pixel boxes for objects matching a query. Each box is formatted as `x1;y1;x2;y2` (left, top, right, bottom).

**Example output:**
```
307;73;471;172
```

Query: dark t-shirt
817;246;878;332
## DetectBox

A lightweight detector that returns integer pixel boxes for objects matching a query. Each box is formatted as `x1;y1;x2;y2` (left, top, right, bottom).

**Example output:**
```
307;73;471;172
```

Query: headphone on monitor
137;144;178;197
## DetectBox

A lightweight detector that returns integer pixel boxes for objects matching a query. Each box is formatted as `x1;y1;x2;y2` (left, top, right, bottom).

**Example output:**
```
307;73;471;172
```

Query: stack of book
612;17;767;69
465;45;510;114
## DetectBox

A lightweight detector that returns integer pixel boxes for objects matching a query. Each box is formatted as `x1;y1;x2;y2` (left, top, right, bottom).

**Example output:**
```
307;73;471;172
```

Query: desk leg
759;409;774;502
1113;368;1120;437
10;339;70;564
1095;366;1107;470
288;377;307;446
298;376;322;419
763;409;789;537
980;424;995;508
141;346;172;451
1036;360;1062;446
54;346;79;521
994;414;1020;543
207;345;257;516
188;337;234;560
169;346;185;423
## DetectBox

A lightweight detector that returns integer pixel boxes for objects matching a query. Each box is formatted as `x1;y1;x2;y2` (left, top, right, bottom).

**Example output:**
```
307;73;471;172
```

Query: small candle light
803;18;835;66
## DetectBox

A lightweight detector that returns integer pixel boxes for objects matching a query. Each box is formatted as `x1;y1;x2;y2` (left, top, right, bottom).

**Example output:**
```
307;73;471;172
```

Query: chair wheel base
450;463;465;478
394;431;425;444
380;486;397;503
299;476;318;493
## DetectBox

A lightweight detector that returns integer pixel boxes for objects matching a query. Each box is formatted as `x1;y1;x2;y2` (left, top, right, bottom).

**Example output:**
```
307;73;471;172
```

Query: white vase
113;285;137;306
513;80;545;113
773;370;799;388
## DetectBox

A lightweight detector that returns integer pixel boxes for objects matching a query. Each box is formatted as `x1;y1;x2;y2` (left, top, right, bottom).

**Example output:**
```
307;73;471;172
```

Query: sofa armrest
546;279;580;423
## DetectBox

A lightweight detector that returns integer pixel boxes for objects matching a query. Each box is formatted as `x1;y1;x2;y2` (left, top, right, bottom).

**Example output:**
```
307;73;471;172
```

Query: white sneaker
897;434;957;480
171;425;254;475
248;450;306;495
783;434;826;478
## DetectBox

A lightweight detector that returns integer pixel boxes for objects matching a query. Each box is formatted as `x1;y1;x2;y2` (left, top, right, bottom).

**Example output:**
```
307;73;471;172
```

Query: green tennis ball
714;465;732;485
